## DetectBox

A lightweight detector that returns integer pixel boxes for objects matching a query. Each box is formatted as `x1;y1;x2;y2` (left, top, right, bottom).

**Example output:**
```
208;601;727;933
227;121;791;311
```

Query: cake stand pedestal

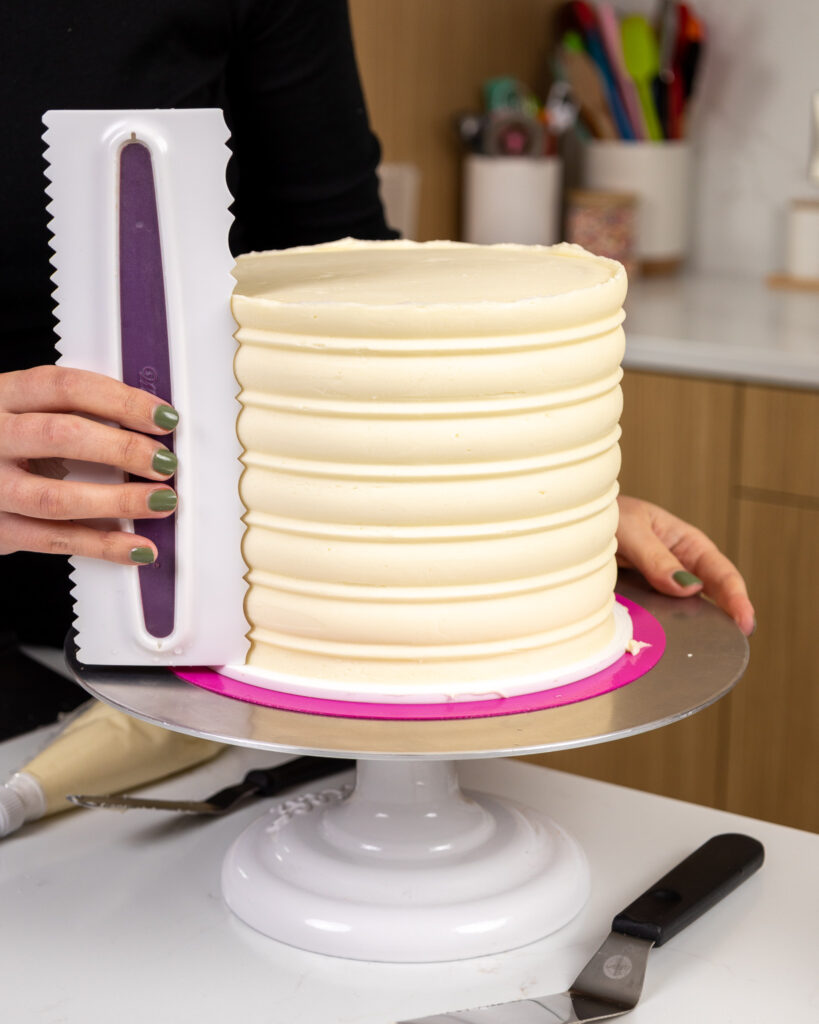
66;573;748;963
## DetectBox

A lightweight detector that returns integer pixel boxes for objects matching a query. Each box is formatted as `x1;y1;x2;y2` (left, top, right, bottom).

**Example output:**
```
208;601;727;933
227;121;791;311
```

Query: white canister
785;199;819;281
377;162;421;240
462;155;562;246
583;141;691;269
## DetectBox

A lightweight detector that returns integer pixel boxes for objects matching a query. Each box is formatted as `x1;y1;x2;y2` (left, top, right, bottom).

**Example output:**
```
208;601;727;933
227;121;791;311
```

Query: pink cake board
173;597;664;722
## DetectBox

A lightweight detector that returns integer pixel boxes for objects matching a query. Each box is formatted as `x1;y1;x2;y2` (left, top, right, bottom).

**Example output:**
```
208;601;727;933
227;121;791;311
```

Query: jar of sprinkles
565;188;637;276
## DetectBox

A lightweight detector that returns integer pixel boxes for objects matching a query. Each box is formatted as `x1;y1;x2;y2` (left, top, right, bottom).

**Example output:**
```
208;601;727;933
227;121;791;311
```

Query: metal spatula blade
400;834;764;1024
68;756;350;815
399;934;651;1024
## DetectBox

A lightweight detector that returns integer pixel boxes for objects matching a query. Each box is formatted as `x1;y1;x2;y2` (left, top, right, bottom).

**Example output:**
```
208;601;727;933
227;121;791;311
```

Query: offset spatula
69;757;350;816
400;833;764;1024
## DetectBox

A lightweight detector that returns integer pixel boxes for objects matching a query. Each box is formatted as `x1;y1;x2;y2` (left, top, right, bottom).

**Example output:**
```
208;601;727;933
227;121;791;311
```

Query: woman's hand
616;494;755;636
0;366;179;565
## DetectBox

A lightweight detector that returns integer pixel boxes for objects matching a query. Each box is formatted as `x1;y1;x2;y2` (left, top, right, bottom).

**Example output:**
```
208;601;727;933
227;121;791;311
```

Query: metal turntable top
66;572;748;761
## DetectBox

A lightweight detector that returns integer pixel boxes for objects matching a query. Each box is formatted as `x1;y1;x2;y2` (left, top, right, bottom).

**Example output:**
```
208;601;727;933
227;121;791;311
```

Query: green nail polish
673;570;702;588
130;547;156;564
153;405;179;430
151;448;178;475
147;489;177;512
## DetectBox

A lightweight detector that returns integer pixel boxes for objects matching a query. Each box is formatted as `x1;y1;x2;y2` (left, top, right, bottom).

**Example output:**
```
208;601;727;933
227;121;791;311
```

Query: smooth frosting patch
234;239;622;306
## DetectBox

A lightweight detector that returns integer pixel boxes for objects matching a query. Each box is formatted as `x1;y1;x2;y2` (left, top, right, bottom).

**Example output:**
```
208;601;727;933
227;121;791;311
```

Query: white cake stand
65;573;748;963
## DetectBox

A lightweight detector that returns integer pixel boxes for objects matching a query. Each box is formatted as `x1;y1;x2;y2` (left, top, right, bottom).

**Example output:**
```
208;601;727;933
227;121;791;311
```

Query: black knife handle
244;757;351;798
612;833;764;947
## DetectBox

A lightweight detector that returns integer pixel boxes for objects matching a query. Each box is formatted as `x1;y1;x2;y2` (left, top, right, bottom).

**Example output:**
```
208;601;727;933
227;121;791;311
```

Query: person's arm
225;0;398;254
616;494;755;636
1;1;389;570
0;367;178;564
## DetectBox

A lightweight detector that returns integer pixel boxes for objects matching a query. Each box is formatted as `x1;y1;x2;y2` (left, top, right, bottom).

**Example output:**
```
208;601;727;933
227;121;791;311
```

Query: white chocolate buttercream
225;239;630;699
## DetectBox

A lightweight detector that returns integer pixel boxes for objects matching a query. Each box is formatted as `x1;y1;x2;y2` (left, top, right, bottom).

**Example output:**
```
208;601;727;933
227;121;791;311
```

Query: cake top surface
233;238;623;307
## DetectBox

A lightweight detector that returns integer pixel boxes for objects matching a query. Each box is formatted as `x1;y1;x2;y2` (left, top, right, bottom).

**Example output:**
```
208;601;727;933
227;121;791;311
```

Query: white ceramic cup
583;141;691;266
462;154;562;245
785;199;819;281
377;162;421;240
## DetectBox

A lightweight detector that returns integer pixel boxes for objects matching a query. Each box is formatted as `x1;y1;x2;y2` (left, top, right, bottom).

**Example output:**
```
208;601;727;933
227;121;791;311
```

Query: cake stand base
66;575;750;964
222;758;589;962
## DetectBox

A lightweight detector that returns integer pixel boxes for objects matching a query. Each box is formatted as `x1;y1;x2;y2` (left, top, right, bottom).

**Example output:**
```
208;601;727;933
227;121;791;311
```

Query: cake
221;238;630;702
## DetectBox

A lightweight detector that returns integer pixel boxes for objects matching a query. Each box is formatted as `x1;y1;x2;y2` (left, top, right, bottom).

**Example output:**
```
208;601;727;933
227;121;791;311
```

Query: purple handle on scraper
118;141;176;638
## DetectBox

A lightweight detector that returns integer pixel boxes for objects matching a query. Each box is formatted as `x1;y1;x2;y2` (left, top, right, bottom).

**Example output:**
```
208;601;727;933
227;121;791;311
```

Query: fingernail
147;489;177;512
672;570;702;587
151;448;178;475
750;616;757;636
153;404;179;430
130;546;156;564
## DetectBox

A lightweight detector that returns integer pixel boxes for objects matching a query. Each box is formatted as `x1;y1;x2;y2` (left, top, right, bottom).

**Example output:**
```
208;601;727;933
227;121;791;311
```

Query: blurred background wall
350;0;819;276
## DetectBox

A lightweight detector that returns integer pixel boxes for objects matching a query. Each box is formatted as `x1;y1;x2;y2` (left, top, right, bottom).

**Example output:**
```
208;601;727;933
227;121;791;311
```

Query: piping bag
0;700;225;837
43;109;249;666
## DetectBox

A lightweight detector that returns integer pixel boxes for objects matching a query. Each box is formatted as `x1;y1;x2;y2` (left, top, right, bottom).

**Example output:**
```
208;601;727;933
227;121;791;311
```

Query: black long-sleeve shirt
1;0;394;372
0;0;396;656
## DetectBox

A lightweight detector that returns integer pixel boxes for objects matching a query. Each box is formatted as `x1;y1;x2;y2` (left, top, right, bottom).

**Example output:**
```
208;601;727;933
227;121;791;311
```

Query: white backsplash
622;0;819;277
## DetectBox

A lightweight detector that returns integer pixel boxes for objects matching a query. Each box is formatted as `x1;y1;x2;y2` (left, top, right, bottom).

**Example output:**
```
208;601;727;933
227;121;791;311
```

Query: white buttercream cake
221;238;631;702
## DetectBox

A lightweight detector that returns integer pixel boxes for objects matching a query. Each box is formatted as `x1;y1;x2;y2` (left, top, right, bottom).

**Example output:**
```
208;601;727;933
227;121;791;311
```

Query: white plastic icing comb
43;109;249;666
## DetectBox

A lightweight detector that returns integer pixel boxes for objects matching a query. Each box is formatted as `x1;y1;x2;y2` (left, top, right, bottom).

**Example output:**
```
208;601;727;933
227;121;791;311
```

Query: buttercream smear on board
223;238;630;699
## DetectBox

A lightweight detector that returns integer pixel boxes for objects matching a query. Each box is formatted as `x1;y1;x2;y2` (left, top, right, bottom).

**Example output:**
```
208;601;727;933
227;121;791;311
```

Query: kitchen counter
624;273;819;389
2;719;817;1023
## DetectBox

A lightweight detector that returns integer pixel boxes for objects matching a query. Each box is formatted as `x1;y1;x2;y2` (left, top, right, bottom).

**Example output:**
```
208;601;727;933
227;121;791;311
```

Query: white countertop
623;273;819;389
2;718;817;1024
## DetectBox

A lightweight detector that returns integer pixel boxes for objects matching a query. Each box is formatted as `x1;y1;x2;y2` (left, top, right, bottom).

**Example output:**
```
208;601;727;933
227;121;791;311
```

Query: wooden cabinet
727;385;819;830
531;372;819;833
740;387;819;499
729;498;819;827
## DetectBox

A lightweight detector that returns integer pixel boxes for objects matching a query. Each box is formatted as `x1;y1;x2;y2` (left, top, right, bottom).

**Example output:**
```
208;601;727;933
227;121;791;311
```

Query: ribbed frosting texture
230;239;628;693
